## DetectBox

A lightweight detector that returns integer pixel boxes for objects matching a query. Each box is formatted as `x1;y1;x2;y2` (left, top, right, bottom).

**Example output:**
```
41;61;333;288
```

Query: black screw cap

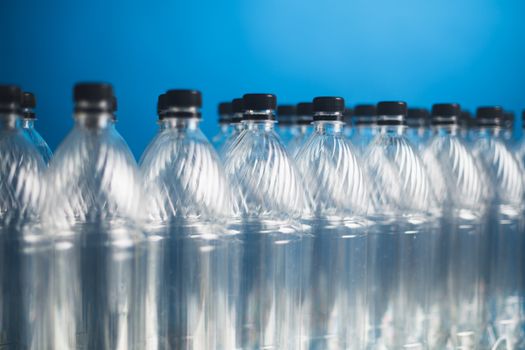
431;103;460;117
74;82;113;103
157;93;167;118
354;104;376;116
164;89;202;108
243;94;277;111
0;85;22;113
377;101;407;126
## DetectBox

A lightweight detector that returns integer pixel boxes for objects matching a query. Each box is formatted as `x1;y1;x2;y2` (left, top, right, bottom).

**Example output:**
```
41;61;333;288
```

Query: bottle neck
242;119;276;131
160;117;201;131
0;112;19;130
313;120;344;135
379;124;405;135
74;112;113;130
434;124;458;136
21;119;35;129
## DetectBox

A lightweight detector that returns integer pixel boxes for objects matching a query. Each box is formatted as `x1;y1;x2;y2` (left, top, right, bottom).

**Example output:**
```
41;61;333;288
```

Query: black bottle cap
278;105;297;125
430;103;460;125
73;82;114;113
230;98;243;123
406;108;430;127
476;106;503;127
157;93;167;118
354;104;376;116
343;108;353;123
218;102;232;124
163;89;202;119
353;104;377;125
242;93;276;121
312;96;345;121
0;85;22;113
459;111;473;128
110;96;118;121
21;92;36;119
503;111;515;129
377;101;407;125
296;102;313;125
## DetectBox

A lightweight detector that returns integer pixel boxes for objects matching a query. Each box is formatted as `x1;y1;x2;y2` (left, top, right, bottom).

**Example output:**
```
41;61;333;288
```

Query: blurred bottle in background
224;93;309;350
0;85;50;349
20;92;53;164
219;98;244;159
295;96;369;350
277;104;299;145
471;107;525;349
140;89;237;349
364;101;437;349
287;102;314;157
423;103;488;349
349;104;377;153
405;108;431;150
212;101;233;151
44;82;145;350
343;107;353;138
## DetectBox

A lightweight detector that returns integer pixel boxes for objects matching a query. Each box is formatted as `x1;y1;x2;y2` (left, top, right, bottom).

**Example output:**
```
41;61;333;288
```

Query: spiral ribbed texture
224;124;310;219
140;126;238;222
22;125;53;164
45;126;143;225
295;127;370;216
365;132;435;214
473;137;523;208
0;129;45;222
424;135;487;211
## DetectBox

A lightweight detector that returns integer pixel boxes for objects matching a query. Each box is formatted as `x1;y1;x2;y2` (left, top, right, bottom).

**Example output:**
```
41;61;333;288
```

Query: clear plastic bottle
287;102;314;158
405;108;432;150
224;93;309;350
20;92;53;164
295;96;369;350
423;104;488;349
212;102;233;151
364;101;437;349
472;107;524;349
218;98;245;159
276;104;299;145
0;85;51;349
349;104;378;154
139;89;237;349
44;82;145;349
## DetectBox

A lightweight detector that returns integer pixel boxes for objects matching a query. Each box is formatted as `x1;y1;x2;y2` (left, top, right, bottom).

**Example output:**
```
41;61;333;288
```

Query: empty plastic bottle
44;82;145;350
0;85;50;349
423;103;488;349
349;104;377;153
287;102;314;157
471;107;524;349
212;102;233;150
295;96;369;350
19;92;53;164
364;101;437;349
224;93;309;350
218;98;245;158
140;89;237;349
405;108;432;150
276;104;299;145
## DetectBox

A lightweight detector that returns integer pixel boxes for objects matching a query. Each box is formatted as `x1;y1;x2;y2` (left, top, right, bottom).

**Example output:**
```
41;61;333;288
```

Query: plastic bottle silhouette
20;92;52;164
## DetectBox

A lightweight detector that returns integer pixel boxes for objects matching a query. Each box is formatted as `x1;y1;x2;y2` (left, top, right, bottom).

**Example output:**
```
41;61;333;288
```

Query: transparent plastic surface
44;113;146;349
472;127;524;349
276;123;299;146
0;223;53;349
212;124;233;152
287;124;313;158
422;125;488;349
364;124;436;349
224;119;308;349
219;122;245;160
350;124;378;154
0;115;45;224
22;119;53;164
295;120;369;349
139;117;237;349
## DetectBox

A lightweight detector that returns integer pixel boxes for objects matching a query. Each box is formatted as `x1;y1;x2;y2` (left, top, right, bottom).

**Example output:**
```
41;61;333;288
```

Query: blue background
1;0;524;158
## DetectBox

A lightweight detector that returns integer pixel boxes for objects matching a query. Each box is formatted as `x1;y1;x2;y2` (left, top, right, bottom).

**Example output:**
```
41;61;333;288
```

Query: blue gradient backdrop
1;0;524;157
